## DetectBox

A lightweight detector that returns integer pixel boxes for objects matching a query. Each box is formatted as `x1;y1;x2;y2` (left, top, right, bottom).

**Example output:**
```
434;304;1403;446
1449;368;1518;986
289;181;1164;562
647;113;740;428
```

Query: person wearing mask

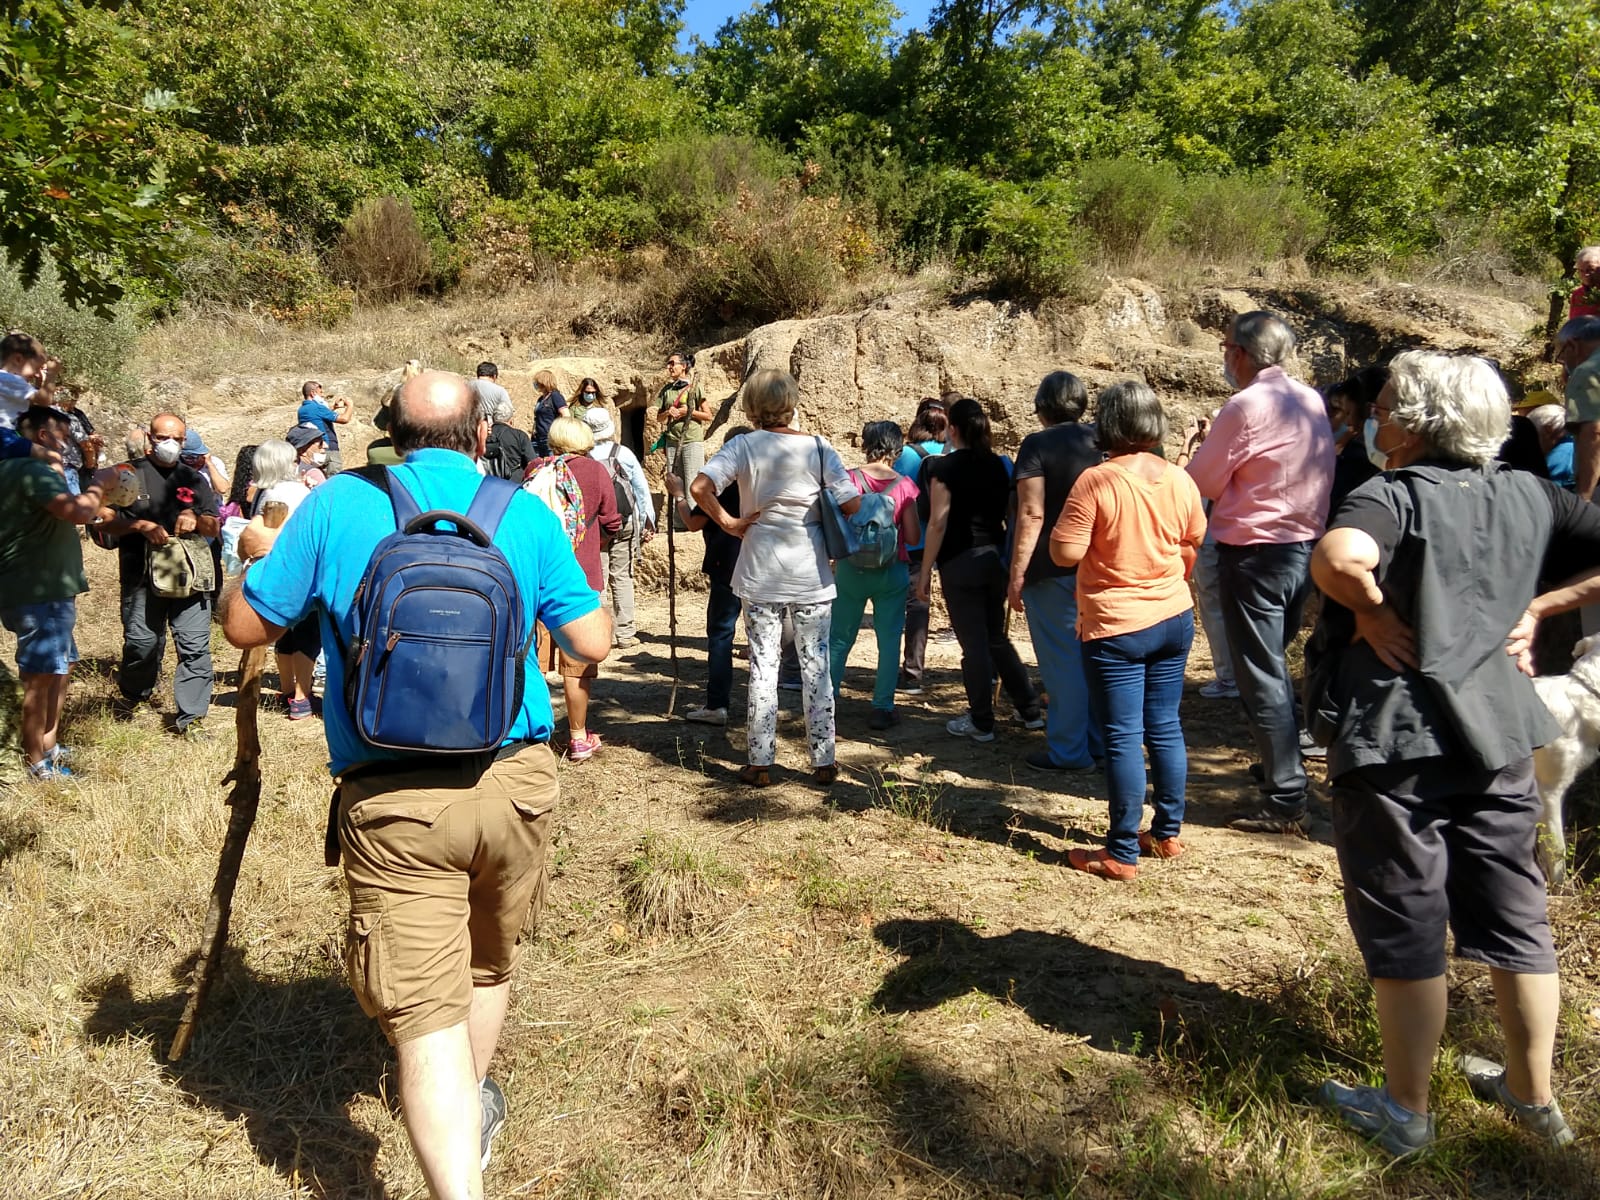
692;371;860;787
830;421;922;730
915;397;1044;742
1309;351;1597;1158
286;423;331;487
296;380;350;475
895;398;948;695
97;412;220;738
1008;371;1105;772
531;370;569;458
1185;311;1334;835
571;377;604;421
1050;383;1206;879
584;406;653;649
1321;367;1386;520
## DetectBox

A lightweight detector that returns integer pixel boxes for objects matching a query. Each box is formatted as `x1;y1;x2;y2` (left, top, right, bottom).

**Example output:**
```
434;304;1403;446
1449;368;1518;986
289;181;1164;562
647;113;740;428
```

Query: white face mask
309;450;327;467
1363;416;1389;470
151;437;181;466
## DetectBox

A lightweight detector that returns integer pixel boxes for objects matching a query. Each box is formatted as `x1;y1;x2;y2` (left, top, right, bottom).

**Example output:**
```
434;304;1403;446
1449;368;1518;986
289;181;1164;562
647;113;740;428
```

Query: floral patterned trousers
744;600;835;768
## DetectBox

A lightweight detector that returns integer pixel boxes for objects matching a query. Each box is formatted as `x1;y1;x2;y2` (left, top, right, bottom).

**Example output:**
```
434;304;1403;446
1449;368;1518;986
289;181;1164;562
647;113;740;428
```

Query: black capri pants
275;613;322;659
1330;755;1556;980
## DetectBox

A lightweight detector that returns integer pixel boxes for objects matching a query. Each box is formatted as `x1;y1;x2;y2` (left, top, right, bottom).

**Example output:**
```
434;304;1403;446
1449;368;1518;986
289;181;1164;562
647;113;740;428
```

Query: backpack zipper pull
386;631;401;652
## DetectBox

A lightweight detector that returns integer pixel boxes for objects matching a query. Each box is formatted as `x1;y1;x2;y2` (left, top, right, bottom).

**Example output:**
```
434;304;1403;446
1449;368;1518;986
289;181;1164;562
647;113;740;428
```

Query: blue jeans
830;560;909;711
1216;541;1313;815
705;580;740;711
1022;576;1104;767
1082;611;1194;865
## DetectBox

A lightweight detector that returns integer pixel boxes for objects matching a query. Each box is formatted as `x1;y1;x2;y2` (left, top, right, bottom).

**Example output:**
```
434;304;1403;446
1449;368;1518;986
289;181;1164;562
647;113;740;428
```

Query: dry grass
3;540;1599;1199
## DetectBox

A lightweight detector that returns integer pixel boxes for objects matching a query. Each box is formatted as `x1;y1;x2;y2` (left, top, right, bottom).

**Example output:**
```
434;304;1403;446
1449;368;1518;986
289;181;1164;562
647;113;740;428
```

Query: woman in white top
692;370;860;787
238;439;320;719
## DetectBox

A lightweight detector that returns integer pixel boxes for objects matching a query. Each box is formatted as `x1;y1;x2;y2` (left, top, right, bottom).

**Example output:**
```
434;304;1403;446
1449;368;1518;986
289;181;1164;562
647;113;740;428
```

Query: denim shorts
0;598;80;675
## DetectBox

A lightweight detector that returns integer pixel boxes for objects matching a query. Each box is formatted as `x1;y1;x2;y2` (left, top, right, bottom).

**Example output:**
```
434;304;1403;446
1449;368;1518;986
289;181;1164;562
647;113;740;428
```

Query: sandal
812;764;839;787
738;764;771;788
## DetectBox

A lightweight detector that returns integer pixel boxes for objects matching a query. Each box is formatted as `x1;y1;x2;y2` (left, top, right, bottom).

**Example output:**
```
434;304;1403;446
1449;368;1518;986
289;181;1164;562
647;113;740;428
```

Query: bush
329;196;436;300
1171;174;1326;263
637;133;792;248
0;257;139;404
978;179;1093;300
1074;158;1184;265
901;167;996;263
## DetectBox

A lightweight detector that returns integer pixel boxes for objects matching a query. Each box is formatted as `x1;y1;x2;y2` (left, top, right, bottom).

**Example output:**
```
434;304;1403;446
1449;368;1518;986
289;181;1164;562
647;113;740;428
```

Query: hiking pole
666;494;680;716
169;500;286;1062
169;640;265;1061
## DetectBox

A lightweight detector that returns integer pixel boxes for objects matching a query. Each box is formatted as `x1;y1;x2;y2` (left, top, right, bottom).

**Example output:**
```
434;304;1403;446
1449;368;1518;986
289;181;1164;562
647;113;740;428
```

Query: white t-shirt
699;431;858;604
258;480;311;517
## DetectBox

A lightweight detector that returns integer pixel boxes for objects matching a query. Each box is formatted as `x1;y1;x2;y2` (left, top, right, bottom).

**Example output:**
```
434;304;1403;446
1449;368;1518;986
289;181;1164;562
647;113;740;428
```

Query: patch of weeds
793;848;888;919
1242;911;1267;929
621;832;740;937
0;809;42;863
656;1022;903;1195
870;768;948;830
565;1151;622;1198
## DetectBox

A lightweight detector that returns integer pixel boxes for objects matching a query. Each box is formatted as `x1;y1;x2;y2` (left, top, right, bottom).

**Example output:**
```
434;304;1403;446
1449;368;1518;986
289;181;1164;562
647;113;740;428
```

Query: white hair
1230;311;1296;368
1525;404;1567;438
1578;245;1600;268
251;439;299;489
1386;350;1509;466
491;396;515;424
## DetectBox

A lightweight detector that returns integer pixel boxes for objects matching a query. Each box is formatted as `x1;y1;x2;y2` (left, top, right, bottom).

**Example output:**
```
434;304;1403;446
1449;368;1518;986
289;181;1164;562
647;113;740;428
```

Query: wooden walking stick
666;491;680;716
169;500;287;1061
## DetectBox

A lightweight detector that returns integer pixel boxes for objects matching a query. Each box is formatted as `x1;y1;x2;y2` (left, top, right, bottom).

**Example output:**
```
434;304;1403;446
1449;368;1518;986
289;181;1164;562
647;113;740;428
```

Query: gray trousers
600;519;642;641
664;441;704;531
119;585;213;730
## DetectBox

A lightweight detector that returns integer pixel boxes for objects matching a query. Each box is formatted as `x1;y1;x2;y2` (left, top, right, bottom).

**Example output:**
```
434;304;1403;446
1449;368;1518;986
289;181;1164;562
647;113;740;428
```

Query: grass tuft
620;832;739;937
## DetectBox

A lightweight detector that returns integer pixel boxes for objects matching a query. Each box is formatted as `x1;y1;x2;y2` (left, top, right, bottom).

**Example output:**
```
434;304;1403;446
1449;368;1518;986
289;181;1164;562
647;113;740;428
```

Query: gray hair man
220;371;612;1197
1556;316;1600;500
1186;311;1335;835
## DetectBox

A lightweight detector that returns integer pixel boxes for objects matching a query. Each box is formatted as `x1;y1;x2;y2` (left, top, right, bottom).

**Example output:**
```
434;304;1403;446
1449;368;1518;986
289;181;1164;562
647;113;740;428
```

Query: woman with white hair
238;439;319;719
585;405;653;648
483;395;534;481
691;370;860;787
1309;349;1600;1158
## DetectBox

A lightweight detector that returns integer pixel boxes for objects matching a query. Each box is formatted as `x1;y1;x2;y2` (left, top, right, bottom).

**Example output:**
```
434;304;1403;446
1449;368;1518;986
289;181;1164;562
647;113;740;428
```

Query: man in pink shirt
1186;311;1334;835
1568;246;1600;321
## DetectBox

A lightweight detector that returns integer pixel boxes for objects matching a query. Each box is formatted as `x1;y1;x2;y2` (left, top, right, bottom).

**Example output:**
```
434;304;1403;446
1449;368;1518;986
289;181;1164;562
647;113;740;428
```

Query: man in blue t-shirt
296;380;351;475
220;372;610;1196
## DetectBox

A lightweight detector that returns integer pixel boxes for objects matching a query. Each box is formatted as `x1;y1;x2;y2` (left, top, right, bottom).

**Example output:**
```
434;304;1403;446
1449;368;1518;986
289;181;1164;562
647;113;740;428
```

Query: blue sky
678;0;940;48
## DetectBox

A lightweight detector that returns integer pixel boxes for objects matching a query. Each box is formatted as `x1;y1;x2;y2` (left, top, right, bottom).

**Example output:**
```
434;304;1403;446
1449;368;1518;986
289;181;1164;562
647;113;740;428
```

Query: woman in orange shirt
1051;381;1207;880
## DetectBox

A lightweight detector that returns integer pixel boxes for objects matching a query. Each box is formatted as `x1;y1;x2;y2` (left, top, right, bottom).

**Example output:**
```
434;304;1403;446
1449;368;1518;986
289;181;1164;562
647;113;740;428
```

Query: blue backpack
846;469;899;570
341;468;530;754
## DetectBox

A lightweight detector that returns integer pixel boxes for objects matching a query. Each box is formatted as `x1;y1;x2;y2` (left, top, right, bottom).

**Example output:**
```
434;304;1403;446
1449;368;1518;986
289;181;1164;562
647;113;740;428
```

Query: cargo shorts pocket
344;891;394;1019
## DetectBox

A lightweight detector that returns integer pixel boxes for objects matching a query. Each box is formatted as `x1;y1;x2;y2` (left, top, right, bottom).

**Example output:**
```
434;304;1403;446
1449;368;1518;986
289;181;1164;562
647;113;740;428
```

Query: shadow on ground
82;956;392;1200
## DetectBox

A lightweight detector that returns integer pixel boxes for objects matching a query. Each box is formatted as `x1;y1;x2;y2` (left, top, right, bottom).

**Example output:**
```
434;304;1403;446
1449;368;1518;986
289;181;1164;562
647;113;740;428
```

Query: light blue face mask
1363;416;1388;470
1331;422;1349;442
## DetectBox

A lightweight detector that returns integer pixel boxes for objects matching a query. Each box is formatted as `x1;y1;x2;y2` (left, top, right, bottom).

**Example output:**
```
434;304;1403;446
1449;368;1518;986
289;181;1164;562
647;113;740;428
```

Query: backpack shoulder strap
343;464;419;530
463;475;521;542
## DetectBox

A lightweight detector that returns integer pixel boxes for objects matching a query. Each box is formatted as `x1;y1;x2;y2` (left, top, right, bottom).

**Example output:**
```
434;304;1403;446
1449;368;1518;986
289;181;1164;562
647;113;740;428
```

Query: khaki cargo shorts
536;621;598;680
338;743;558;1044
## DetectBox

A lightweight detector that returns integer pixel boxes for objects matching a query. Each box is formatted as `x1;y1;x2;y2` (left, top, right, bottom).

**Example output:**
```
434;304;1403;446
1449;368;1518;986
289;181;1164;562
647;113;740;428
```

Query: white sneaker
1199;679;1239;699
1013;708;1046;730
685;706;727;726
946;713;996;743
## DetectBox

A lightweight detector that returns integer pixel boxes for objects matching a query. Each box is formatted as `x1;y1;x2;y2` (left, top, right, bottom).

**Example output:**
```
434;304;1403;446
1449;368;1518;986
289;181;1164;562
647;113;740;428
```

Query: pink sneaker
568;732;603;762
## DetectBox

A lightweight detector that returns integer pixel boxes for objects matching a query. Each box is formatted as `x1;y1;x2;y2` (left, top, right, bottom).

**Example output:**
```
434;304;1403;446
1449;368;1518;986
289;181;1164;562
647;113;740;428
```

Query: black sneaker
898;674;923;696
867;708;899;731
480;1076;507;1169
1025;749;1096;773
1227;806;1311;835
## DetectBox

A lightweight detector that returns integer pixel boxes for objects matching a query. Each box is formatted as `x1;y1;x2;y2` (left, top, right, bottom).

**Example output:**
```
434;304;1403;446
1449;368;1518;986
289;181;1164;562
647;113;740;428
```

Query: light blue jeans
1022;576;1104;768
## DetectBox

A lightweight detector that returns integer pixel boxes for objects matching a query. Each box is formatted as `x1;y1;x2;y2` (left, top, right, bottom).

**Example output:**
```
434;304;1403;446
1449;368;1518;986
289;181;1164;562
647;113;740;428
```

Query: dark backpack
482;423;520;481
340;468;530;755
601;444;635;524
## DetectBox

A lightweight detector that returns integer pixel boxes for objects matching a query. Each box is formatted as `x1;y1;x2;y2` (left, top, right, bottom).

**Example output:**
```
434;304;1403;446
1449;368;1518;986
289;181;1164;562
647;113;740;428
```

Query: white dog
1531;635;1600;884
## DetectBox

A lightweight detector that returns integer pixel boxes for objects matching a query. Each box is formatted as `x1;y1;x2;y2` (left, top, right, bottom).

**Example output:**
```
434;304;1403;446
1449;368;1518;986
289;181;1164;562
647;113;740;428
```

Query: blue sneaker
1319;1080;1435;1158
28;758;73;784
1457;1054;1575;1146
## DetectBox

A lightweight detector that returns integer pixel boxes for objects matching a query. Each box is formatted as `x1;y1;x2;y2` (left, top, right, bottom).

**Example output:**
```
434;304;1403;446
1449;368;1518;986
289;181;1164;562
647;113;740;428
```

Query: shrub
978;179;1093;300
329;196;435;300
1074;158;1184;265
1171;174;1326;263
637;133;792;247
620;833;738;937
0;256;139;404
901;167;995;263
